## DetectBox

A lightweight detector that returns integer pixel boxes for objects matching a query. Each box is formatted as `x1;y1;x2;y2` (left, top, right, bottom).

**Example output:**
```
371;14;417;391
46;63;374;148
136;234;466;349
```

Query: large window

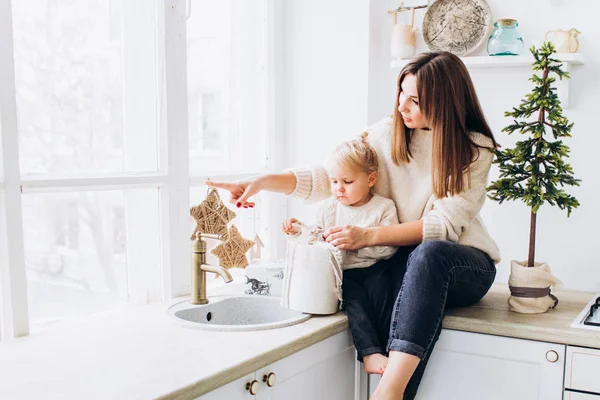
14;0;137;176
187;0;267;175
0;0;274;340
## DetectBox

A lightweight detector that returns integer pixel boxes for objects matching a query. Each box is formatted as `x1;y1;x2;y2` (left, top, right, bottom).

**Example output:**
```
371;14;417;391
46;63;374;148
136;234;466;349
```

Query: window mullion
162;0;191;299
263;0;287;260
121;0;162;304
236;1;263;171
0;192;10;340
0;0;29;339
228;2;241;169
20;174;168;194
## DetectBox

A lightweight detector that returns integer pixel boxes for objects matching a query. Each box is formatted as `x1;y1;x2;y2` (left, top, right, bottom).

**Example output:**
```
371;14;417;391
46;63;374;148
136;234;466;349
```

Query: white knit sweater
288;117;501;264
313;194;399;270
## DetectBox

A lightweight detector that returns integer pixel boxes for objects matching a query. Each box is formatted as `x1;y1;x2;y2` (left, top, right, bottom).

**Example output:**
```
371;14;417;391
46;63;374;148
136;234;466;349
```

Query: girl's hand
205;177;264;208
324;225;372;250
282;218;300;235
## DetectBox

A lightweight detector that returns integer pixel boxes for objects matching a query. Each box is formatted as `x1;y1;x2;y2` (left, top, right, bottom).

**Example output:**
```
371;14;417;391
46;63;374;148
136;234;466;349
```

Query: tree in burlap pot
487;42;581;314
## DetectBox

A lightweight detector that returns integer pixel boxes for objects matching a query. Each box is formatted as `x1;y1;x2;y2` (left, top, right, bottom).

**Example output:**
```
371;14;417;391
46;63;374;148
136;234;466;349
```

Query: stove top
571;293;600;331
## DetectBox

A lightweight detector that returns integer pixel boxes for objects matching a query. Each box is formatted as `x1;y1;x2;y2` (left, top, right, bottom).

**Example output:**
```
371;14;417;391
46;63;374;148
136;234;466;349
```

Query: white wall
282;0;370;223
283;0;599;291
368;0;599;291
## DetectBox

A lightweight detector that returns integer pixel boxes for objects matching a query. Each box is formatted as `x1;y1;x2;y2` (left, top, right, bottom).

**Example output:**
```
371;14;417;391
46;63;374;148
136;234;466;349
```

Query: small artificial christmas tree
487;42;581;269
487;43;582;314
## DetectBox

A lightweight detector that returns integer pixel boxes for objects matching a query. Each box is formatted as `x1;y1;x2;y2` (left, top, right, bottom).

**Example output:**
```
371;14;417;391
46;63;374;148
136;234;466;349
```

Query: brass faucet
191;232;233;304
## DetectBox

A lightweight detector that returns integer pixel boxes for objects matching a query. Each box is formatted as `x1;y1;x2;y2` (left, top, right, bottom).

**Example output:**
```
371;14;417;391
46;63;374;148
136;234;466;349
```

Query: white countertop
1;284;597;400
444;285;600;349
0;297;347;400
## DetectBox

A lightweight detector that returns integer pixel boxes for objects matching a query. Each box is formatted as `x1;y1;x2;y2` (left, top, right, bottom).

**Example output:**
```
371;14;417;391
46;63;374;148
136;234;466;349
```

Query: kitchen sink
167;295;311;331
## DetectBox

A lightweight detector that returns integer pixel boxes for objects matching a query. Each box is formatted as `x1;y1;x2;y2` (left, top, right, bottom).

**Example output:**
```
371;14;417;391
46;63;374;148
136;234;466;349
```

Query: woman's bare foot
371;351;420;399
363;353;389;375
371;384;402;400
371;367;404;400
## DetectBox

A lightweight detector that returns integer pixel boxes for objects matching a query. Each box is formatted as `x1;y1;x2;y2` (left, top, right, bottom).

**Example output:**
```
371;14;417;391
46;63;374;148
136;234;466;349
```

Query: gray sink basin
167;295;311;331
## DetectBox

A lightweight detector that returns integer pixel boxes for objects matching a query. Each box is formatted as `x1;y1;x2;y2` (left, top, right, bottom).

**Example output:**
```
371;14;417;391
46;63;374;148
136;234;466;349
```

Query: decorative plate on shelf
422;0;492;57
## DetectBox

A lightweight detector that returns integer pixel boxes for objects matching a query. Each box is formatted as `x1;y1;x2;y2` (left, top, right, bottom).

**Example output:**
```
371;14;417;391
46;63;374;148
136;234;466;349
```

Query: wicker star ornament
211;225;255;269
190;188;236;240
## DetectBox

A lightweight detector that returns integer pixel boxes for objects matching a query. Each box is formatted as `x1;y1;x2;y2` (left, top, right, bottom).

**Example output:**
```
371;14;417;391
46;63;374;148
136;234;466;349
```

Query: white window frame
0;0;284;340
0;0;28;340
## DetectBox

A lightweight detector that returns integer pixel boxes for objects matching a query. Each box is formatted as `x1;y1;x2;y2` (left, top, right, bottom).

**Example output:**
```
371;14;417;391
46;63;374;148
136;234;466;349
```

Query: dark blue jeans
342;240;497;400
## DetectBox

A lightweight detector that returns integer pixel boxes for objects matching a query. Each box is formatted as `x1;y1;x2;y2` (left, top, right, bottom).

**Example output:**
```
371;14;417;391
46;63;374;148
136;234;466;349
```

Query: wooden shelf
390;53;584;69
390;53;585;109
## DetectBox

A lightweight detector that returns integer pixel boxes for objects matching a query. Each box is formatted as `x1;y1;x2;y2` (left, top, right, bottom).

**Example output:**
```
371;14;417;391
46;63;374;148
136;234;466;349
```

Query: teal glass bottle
487;19;524;56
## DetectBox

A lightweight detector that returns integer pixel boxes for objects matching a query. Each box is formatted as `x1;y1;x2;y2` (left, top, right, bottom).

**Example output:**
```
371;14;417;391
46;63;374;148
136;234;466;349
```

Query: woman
207;51;500;400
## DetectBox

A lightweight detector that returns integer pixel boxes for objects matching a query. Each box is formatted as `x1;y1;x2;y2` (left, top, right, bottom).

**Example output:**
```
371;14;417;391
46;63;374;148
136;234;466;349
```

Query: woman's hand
205;177;264;208
324;225;373;250
282;218;300;235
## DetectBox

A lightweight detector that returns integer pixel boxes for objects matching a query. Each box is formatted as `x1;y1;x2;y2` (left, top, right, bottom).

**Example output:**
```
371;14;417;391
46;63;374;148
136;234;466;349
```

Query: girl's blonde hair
329;132;378;174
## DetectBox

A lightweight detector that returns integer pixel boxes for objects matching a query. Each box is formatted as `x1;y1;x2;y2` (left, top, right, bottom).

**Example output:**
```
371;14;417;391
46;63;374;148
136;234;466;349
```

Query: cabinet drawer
565;346;600;394
564;391;600;400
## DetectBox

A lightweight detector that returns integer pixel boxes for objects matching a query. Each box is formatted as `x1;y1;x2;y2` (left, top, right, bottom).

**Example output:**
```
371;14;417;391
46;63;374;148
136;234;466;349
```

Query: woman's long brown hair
391;51;498;197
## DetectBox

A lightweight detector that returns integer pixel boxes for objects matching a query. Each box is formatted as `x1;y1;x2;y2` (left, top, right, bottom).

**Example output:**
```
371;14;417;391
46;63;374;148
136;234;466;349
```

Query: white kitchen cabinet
565;391;600;400
368;330;565;400
255;330;356;400
416;330;565;400
565;346;600;395
197;330;356;400
198;373;257;400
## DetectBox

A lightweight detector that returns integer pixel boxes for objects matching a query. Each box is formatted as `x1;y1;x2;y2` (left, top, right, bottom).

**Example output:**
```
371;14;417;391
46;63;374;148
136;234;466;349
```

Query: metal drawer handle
246;380;259;395
263;372;277;387
546;350;559;363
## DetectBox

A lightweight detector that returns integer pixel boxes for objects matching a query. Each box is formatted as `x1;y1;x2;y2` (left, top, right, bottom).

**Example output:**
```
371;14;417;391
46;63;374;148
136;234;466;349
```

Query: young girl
206;51;499;400
282;133;399;273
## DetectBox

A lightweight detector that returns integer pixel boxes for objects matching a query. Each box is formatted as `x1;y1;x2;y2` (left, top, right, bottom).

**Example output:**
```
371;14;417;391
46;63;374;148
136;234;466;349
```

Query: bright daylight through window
0;0;270;340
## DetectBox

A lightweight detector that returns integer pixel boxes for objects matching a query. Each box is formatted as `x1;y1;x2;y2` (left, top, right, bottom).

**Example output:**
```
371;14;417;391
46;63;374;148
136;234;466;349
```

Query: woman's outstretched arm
206;172;296;208
208;165;332;207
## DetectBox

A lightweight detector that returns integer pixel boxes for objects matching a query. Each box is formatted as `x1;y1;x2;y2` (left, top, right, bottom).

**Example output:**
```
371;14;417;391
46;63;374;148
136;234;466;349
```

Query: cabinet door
369;330;565;400
415;330;565;400
256;330;356;400
196;373;257;400
565;391;600;400
565;346;600;394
